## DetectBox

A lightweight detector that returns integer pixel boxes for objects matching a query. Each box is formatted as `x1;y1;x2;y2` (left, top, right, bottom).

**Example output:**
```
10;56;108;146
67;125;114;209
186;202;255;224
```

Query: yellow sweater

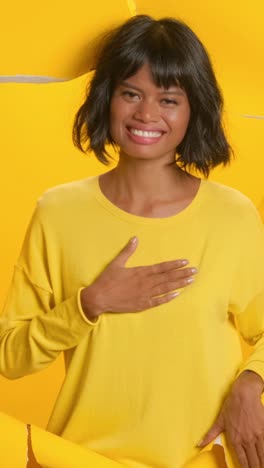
1;176;264;467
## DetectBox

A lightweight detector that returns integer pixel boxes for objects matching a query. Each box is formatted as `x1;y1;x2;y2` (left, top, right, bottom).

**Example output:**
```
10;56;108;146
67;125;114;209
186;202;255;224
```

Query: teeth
130;128;162;138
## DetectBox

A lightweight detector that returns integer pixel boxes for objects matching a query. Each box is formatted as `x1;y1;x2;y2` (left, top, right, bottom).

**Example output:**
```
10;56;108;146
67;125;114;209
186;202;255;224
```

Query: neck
108;156;186;203
99;155;201;218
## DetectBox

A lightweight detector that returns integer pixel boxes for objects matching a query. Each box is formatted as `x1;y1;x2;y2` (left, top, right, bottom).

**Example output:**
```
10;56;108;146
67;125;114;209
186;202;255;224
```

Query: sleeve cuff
76;287;101;326
237;361;264;382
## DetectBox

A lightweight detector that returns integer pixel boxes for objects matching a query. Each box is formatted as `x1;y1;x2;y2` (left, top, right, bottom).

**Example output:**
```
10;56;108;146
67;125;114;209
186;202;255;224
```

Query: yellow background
0;0;263;430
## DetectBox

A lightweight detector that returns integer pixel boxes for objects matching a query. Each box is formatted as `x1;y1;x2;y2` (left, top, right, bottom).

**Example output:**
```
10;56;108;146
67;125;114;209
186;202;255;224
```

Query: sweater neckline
91;175;207;226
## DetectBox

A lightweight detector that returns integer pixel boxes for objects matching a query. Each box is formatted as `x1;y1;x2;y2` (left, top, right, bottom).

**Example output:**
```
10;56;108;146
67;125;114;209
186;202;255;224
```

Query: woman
1;15;264;468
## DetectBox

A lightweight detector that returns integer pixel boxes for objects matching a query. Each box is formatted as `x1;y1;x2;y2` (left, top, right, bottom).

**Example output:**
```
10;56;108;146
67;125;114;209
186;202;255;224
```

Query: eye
161;98;179;106
121;90;140;102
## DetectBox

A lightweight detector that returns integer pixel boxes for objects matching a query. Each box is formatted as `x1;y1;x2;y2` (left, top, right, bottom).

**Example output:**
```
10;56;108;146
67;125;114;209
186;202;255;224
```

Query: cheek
109;115;124;142
109;101;128;138
169;107;191;133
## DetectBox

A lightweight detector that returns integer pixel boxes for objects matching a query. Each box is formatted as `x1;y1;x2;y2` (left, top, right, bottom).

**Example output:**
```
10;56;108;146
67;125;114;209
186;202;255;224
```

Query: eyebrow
119;81;185;96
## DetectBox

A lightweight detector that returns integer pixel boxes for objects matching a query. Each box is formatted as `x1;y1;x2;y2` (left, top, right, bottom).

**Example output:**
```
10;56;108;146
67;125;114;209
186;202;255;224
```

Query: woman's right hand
80;237;197;321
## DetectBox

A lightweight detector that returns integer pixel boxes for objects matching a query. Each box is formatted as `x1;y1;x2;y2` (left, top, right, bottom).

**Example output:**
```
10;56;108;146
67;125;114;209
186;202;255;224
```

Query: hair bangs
114;31;185;91
148;54;184;90
146;30;189;91
114;52;146;85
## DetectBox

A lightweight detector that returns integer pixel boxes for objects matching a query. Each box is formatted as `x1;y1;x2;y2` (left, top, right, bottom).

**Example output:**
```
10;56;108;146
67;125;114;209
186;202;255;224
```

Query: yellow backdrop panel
0;0;136;78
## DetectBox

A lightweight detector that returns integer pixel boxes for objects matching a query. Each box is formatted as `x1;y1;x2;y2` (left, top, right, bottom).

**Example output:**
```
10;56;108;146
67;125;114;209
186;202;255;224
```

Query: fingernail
171;291;180;298
186;277;194;284
197;439;204;447
181;260;188;265
130;236;138;244
190;268;198;274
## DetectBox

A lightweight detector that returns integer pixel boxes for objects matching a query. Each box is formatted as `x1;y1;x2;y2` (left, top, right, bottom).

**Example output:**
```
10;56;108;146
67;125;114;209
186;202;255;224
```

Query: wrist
80;287;104;322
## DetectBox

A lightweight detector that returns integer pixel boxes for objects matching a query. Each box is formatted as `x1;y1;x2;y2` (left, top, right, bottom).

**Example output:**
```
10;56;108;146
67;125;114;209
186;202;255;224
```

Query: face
109;63;191;163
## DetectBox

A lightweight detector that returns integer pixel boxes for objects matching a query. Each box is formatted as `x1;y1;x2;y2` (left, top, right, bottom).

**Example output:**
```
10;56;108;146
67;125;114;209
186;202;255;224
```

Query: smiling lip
126;126;165;145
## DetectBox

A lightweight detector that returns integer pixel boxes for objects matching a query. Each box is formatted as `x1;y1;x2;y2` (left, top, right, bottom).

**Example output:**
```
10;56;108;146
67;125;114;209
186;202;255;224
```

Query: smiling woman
1;14;264;468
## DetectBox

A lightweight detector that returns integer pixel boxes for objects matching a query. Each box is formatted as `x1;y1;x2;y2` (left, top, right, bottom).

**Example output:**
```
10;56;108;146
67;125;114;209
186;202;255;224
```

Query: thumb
112;237;138;267
197;417;224;448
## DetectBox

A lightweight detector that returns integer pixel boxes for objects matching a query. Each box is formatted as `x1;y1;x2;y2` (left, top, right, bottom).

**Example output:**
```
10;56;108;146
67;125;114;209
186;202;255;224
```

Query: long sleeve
229;202;264;380
0;201;98;379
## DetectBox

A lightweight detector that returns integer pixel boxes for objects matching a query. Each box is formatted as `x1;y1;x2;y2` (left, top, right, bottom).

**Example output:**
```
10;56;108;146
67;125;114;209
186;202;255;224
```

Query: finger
150;267;197;288
246;445;260;468
147;291;180;308
151;278;194;296
198;424;223;447
244;444;261;468
146;259;189;275
112;237;138;266
232;444;249;468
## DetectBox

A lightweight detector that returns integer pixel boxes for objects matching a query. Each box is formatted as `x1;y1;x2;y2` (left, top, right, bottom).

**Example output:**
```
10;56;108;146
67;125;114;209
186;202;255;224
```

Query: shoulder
38;176;97;205
29;176;99;230
35;176;98;217
204;180;260;217
201;180;263;236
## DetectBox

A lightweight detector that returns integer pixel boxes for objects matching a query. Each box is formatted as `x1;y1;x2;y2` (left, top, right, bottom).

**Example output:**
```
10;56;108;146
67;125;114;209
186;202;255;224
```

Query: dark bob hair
73;15;232;177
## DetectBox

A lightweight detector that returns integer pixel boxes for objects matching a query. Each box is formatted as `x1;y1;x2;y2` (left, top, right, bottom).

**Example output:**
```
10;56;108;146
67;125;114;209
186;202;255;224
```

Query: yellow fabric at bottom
32;425;123;468
0;412;121;468
0;409;237;468
0;410;230;467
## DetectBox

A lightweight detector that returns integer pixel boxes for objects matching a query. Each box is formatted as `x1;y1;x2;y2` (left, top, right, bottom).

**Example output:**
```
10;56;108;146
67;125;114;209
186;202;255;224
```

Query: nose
133;98;159;123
